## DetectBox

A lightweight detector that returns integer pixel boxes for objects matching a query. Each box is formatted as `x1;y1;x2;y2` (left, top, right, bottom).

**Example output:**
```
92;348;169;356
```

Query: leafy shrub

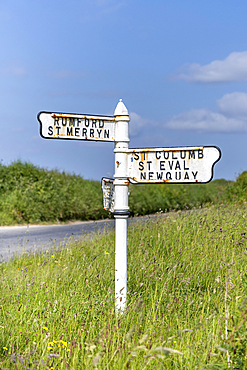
128;179;230;216
0;160;244;225
226;171;247;202
0;161;109;224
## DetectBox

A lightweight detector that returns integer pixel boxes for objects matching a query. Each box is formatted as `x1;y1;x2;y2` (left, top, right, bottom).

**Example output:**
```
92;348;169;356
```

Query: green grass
0;203;247;368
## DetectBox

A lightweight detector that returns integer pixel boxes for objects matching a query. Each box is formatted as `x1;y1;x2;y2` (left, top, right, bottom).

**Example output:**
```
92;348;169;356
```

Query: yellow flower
52;255;54;258
53;340;58;343
42;326;48;331
3;347;7;350
48;342;54;346
48;347;52;351
105;252;109;254
67;349;70;352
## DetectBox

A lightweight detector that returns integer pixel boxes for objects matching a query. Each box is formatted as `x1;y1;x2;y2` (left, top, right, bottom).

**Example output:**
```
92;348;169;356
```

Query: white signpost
38;100;221;312
127;146;221;184
38;112;115;142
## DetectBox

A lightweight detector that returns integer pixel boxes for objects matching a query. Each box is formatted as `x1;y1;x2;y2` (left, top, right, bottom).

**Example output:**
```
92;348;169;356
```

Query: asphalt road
0;215;157;261
0;219;115;261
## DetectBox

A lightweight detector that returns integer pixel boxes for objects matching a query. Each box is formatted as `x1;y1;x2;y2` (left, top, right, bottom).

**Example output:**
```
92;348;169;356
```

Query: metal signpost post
38;99;221;313
112;101;130;311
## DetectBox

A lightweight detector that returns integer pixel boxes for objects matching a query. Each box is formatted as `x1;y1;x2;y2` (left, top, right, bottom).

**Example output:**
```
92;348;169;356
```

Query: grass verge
0;203;247;368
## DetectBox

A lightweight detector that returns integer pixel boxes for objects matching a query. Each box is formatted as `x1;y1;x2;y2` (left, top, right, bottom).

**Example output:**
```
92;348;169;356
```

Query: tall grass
0;203;246;368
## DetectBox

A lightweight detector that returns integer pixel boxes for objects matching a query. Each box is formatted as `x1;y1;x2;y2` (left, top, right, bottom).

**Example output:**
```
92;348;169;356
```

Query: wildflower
3;347;7;350
53;340;58;343
48;347;52;351
48;342;54;346
52;255;54;258
67;349;70;352
42;326;48;331
105;252;109;254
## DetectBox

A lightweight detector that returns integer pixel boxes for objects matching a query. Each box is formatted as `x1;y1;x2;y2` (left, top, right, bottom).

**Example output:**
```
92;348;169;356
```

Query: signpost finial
114;99;129;116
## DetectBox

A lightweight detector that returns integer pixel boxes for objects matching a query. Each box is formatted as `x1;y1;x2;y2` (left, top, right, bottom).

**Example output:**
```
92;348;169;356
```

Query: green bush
0;160;245;225
226;171;247;201
0;161;109;224
128;178;230;216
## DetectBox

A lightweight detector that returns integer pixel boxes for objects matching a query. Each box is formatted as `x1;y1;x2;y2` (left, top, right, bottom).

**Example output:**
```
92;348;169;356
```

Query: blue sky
0;0;247;181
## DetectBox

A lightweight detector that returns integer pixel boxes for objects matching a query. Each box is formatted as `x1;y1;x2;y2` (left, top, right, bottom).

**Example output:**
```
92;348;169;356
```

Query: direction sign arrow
127;146;221;184
38;111;115;142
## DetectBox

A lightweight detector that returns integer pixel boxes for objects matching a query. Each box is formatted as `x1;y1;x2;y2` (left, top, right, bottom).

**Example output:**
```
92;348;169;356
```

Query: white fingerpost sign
127;146;221;184
38;100;221;313
38;112;115;142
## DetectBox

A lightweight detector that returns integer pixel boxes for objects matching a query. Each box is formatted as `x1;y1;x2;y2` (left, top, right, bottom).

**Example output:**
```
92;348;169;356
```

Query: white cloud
174;51;247;83
217;92;247;118
129;112;154;136
165;109;247;132
165;92;247;133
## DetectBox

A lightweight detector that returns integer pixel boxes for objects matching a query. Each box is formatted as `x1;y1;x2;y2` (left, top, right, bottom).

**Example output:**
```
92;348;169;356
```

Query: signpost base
114;213;129;312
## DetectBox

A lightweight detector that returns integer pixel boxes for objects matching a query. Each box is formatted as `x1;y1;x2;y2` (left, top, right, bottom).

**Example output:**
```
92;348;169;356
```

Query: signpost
38;100;221;312
127;146;221;184
38;112;115;142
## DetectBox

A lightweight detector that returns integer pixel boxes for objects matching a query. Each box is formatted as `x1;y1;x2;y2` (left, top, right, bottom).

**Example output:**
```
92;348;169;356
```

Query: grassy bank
0;203;247;368
0;161;245;225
